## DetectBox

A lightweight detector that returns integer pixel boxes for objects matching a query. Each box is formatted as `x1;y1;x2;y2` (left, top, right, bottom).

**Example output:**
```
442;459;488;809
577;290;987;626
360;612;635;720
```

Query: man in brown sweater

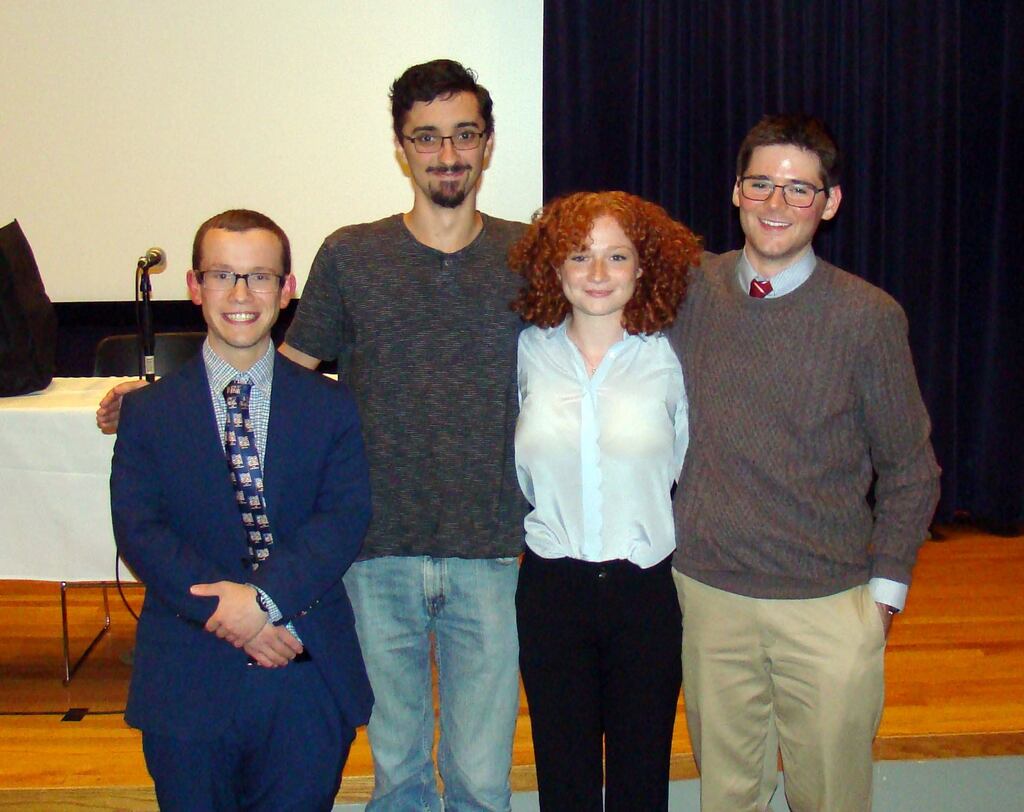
669;115;940;812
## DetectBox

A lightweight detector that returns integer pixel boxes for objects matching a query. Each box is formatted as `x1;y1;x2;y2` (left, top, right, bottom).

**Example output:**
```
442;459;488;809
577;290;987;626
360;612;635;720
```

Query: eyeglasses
195;270;285;293
400;130;486;154
738;177;827;208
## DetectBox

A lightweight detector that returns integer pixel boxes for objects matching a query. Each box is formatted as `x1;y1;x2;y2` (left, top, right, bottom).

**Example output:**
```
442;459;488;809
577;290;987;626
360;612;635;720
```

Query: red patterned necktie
749;278;773;298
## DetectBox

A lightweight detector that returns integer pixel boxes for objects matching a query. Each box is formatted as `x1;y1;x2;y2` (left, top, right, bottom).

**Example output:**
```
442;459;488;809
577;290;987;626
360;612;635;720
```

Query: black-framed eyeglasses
194;270;285;293
400;130;486;154
738;176;827;208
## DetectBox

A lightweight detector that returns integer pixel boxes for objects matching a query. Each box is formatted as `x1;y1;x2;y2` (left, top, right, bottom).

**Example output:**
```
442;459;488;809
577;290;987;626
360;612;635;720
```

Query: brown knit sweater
669;251;940;599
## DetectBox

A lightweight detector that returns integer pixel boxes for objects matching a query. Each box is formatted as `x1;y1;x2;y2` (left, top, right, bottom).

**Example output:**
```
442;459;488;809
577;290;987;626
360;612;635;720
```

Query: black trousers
516;549;683;812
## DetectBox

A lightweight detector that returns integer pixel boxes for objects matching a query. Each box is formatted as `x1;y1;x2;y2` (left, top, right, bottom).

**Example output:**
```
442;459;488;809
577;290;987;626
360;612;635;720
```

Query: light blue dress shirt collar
203;339;275;401
737;247;817;298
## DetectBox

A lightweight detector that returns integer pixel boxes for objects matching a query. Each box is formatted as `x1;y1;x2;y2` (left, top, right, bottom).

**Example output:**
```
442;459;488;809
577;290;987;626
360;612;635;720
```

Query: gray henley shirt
286;213;528;559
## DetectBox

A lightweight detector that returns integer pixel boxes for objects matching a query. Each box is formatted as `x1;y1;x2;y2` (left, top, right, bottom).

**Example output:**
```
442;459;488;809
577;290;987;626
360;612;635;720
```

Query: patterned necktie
749;278;773;298
224;379;273;570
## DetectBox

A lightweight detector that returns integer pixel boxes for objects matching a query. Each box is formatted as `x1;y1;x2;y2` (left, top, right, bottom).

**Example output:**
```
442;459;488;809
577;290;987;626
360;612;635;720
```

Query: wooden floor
1;524;1022;810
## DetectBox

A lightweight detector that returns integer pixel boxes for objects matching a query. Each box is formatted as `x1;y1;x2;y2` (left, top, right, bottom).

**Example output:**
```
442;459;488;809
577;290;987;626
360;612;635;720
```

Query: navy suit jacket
111;350;373;738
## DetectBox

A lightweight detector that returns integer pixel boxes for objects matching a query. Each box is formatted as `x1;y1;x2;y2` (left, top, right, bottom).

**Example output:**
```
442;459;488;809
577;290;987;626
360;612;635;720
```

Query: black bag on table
0;219;57;396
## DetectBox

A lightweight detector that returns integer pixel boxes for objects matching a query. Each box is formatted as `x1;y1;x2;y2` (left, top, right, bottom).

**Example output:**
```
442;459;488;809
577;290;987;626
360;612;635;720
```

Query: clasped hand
190;581;303;667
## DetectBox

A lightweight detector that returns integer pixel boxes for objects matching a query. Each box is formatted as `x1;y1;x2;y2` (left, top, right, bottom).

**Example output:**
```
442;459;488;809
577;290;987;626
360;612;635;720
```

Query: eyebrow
409;121;483;133
204;264;279;273
572;244;636;253
746;173;818;186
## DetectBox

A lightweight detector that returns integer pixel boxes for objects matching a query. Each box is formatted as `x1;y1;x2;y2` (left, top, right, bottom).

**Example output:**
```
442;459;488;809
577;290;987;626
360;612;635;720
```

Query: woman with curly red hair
508;191;702;810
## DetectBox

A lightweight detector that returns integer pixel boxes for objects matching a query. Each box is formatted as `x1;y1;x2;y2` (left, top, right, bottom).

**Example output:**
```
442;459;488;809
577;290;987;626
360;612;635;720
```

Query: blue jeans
345;555;520;812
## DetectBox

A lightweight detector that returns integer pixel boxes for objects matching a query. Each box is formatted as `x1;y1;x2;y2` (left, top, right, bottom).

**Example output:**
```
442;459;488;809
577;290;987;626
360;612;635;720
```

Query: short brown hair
508;192;702;334
192;209;291;276
737;114;841;188
390;59;494;141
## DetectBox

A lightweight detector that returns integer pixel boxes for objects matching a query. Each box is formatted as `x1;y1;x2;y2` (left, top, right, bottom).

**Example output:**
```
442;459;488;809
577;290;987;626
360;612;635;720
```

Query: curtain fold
543;0;1022;526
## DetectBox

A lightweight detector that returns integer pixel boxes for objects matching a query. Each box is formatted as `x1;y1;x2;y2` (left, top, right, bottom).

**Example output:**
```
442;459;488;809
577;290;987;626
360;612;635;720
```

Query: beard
430;187;469;208
427;164;473;208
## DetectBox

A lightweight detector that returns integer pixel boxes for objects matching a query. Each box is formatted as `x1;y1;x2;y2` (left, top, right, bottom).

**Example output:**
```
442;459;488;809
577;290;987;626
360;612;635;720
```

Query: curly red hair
508;191;702;334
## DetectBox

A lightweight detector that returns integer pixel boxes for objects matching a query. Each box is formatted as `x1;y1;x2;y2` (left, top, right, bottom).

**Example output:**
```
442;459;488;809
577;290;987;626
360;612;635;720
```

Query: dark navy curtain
542;0;1023;529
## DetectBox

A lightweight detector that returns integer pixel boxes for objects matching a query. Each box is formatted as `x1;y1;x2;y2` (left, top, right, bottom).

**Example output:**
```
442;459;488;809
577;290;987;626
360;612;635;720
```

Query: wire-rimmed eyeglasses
400;130;486;154
194;270;285;293
738;176;827;208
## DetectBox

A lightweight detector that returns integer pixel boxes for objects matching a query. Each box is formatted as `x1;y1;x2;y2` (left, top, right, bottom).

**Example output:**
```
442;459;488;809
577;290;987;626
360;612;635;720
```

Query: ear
279;273;297;308
187;270;203;306
395;135;412;177
732;178;742;208
478;130;494;171
821;184;842;221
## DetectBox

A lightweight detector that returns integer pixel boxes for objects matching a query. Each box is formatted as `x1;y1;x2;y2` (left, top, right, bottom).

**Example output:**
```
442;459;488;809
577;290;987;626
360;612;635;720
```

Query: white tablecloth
0;377;137;581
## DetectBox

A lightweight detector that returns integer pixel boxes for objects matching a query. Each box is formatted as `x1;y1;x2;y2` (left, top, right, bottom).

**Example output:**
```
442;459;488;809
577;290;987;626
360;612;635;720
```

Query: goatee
430;189;469;208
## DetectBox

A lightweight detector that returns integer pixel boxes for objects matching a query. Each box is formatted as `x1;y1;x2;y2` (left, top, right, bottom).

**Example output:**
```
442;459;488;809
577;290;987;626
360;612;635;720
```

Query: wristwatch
253;588;271;614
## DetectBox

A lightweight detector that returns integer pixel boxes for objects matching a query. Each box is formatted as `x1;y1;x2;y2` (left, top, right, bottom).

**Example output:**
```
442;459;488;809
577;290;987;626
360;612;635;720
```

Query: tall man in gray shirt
97;59;526;812
280;60;525;812
669;115;940;812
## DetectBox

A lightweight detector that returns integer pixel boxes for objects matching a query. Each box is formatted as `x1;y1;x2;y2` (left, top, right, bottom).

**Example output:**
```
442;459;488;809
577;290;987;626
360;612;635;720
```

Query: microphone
137;247;166;271
134;247;164;382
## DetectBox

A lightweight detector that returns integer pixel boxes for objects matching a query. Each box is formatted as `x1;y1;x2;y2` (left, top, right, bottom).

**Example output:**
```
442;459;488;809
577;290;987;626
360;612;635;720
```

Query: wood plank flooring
1;524;1021;810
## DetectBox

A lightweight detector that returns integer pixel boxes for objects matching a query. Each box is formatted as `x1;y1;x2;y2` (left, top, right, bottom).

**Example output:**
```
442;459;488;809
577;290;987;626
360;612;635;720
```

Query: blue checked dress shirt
203;341;299;638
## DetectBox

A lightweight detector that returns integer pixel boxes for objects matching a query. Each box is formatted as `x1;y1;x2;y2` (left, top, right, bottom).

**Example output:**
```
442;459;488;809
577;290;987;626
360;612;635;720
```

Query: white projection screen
0;1;543;302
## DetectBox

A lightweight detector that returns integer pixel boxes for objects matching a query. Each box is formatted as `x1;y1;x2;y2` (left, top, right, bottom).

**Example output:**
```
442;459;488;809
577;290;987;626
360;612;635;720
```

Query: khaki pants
674;572;886;812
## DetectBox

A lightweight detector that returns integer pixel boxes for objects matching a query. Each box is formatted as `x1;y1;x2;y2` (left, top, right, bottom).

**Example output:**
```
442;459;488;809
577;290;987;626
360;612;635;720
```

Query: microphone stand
137;261;156;382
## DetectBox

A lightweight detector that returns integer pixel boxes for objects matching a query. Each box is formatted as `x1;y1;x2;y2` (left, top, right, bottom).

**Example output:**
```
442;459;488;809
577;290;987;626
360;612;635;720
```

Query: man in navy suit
111;209;372;811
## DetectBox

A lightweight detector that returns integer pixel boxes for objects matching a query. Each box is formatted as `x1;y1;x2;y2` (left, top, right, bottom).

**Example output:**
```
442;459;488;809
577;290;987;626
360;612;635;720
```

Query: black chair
93;331;205;377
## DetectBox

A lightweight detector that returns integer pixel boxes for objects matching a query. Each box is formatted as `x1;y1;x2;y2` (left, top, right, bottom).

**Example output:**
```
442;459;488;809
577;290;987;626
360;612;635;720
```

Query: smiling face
733;143;842;277
187;227;295;370
557;215;641;326
396;91;492;210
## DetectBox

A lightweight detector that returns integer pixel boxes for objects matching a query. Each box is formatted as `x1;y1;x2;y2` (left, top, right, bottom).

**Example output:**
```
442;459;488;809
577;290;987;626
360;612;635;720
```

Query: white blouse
515;322;688;568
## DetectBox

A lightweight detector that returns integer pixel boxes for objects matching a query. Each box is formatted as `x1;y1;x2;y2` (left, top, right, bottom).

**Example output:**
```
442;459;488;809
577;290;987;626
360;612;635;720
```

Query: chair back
93;331;205;377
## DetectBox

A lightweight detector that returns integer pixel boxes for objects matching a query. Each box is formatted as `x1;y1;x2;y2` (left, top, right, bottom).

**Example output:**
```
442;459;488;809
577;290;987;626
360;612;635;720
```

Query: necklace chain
569;335;605;376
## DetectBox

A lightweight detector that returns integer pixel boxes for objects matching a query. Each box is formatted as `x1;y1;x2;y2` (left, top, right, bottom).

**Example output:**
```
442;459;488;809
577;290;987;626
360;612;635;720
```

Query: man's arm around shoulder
96;344;320;435
278;342;320;369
